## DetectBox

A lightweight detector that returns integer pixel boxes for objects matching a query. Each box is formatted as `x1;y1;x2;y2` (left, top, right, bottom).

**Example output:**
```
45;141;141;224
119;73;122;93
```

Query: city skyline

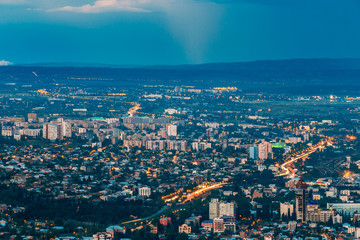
2;1;360;239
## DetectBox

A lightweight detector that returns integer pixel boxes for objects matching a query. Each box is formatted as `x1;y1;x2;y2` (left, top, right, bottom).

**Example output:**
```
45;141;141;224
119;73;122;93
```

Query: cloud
48;0;152;13
0;0;26;4
0;60;13;66
47;0;223;63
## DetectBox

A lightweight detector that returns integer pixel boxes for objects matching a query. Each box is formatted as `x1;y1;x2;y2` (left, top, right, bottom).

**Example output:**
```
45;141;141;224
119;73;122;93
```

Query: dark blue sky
0;0;359;65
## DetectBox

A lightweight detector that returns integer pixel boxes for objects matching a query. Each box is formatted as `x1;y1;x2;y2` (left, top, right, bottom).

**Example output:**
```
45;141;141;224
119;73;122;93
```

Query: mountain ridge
2;58;360;93
14;58;360;71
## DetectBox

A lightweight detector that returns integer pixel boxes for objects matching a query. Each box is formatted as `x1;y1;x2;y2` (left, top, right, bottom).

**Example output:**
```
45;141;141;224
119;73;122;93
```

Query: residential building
258;141;273;160
280;202;294;219
178;224;191;234
213;218;224;233
167;124;177;137
295;177;308;222
327;203;360;217
209;199;236;219
92;232;113;240
138;187;151;197
249;146;258;159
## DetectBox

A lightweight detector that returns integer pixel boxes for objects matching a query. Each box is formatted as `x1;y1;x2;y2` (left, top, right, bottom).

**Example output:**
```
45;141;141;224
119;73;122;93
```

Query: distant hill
18;62;139;69
18;58;360;70
1;58;360;94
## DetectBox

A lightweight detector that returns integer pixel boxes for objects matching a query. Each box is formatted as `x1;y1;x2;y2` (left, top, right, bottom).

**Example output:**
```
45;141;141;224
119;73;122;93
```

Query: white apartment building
280;202;294;219
209;198;236;220
138;187;151;197
167;124;177;137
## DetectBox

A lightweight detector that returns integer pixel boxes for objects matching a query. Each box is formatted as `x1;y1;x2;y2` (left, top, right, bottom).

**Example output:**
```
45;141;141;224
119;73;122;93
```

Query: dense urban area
2;64;360;240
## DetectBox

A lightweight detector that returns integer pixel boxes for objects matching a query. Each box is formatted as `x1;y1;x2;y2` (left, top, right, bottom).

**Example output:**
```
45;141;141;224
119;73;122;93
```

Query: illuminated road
276;137;333;178
121;182;224;228
181;182;224;204
127;103;141;116
162;182;225;204
120;206;169;225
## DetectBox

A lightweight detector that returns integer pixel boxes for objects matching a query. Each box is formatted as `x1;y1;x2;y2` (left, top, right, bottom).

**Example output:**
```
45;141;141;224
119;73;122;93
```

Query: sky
0;0;359;65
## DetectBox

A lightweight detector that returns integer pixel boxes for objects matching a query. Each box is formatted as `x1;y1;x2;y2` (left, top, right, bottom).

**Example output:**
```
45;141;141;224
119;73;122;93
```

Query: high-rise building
48;124;59;140
258;141;273;160
167;124;177;137
249;146;259;159
295;177;308;222
42;123;49;139
43;120;72;140
61;121;72;138
209;199;219;220
219;202;236;217
209;199;236;220
43;123;60;140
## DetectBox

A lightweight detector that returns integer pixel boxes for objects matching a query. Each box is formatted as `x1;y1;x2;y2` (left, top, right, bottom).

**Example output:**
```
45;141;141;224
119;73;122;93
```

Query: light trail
162;182;225;204
276;137;333;178
181;182;224;204
127;103;141;116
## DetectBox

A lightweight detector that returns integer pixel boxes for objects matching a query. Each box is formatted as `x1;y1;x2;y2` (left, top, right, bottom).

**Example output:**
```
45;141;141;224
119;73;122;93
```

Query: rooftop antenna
300;157;304;179
296;157;308;189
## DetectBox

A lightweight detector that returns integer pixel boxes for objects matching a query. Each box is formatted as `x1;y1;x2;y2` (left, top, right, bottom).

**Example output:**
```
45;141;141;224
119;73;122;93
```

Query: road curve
276;137;332;178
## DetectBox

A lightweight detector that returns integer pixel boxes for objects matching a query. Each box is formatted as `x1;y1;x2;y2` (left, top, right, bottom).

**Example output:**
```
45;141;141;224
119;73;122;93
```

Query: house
179;224;191;234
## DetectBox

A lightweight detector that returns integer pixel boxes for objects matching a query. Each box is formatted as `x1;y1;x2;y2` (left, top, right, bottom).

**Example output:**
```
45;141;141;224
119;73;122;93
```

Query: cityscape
1;0;360;239
1;74;360;239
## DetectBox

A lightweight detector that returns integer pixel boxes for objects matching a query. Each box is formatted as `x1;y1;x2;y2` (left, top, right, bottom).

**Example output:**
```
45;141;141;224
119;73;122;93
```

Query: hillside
0;58;360;93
